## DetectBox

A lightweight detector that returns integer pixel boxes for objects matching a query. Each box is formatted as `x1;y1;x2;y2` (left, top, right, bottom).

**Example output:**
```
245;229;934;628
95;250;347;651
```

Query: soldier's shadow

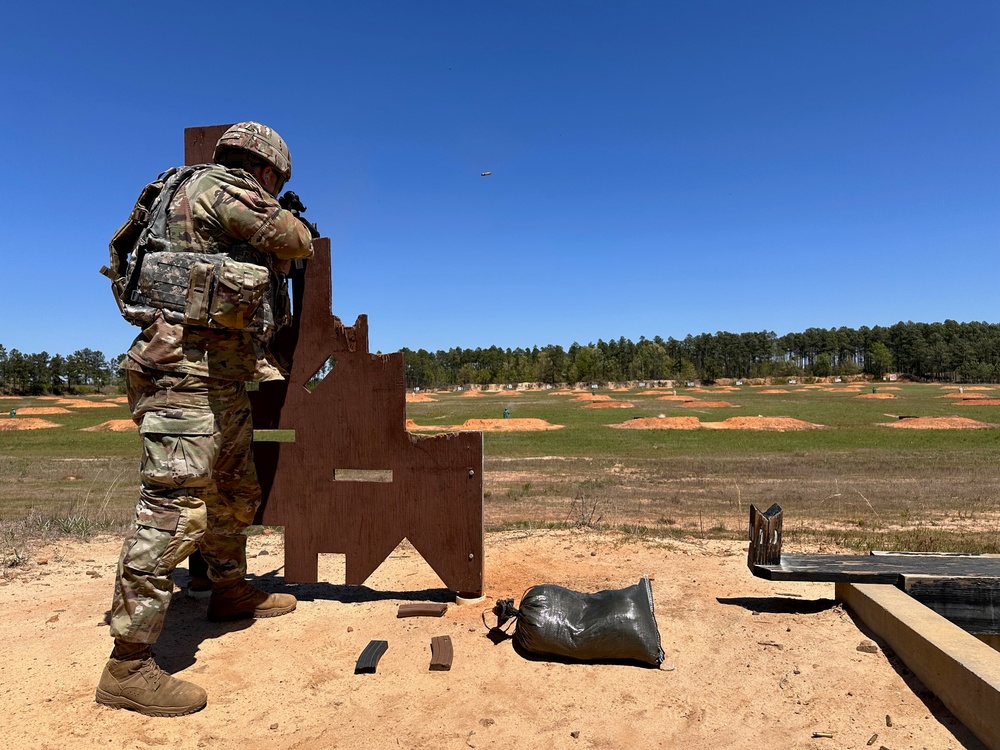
260;565;455;605
156;604;253;672
101;593;254;675
118;566;454;673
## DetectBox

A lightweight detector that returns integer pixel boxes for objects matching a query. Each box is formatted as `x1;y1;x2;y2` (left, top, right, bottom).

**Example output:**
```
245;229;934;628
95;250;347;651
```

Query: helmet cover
214;121;291;181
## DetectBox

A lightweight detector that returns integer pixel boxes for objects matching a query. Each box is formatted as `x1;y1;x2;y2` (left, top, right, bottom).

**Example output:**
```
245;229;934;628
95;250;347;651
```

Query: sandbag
495;576;663;666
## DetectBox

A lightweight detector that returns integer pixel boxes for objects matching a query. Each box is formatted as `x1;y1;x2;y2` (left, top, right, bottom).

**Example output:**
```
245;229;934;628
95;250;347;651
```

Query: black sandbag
501;576;663;666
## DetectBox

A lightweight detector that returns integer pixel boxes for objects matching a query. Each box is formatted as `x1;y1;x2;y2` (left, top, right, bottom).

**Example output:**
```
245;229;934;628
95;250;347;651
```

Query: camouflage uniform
110;165;312;645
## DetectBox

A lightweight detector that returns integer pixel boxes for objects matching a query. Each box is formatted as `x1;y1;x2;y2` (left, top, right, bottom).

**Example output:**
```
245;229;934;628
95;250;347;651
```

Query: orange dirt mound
55;399;119;408
13;407;72;415
881;417;992;429
611;417;702;430
759;389;788;394
702;417;825;431
574;393;612;401
958;399;1000;406
81;420;138;433
824;387;861;392
677;400;735;408
943;392;987;399
0;418;61;431
584;401;634;409
656;395;694;402
855;393;895;399
407;418;562;432
459;418;562;431
405;393;436;403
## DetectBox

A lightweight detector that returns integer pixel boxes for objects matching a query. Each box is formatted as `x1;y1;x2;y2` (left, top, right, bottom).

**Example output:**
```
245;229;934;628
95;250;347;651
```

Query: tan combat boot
207;578;297;621
96;656;207;717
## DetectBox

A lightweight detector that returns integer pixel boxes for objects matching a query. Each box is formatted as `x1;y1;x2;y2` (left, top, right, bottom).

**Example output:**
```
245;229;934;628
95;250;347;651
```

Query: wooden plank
753;553;1000;583
873;550;1000;558
246;238;485;597
253;429;296;443
184;124;230;166
836;583;1000;750
900;575;1000;635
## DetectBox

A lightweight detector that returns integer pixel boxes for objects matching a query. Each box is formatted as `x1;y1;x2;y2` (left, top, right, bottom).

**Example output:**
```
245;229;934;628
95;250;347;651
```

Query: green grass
0;399;137;550
410;383;1000;552
3;384;1000;557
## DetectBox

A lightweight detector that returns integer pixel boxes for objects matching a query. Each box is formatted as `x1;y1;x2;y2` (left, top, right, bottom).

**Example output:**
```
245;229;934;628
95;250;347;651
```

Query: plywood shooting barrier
185;125;485;598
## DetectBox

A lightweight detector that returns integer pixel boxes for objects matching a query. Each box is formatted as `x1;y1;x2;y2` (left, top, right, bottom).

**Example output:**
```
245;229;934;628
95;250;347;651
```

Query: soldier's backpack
101;166;280;335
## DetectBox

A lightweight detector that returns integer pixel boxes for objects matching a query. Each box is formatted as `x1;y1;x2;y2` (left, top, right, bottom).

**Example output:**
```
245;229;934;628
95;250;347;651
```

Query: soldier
96;122;315;716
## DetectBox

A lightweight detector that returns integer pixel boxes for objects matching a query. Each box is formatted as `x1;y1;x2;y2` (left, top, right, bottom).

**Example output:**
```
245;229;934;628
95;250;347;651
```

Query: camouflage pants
110;368;260;644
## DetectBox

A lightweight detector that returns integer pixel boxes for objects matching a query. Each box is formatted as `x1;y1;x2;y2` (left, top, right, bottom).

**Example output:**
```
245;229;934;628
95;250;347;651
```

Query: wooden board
753;553;1000;583
185;125;485;597
901;575;1000;635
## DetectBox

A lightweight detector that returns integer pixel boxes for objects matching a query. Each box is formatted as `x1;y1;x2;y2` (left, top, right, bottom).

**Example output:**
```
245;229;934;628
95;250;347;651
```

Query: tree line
401;320;1000;389
2;319;998;395
0;346;125;395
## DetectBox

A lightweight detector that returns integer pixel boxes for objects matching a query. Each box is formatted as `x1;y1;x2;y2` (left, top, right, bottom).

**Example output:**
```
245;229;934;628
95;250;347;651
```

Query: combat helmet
214;121;292;182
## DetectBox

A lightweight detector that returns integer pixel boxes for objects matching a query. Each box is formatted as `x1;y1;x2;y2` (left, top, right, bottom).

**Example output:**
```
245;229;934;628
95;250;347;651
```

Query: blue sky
1;1;997;360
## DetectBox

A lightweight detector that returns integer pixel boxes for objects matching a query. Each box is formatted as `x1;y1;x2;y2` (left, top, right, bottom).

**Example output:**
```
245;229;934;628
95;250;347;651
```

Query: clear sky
1;1;997;360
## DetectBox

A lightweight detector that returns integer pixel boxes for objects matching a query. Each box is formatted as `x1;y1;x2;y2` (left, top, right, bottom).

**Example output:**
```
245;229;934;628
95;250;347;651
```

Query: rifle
278;190;320;239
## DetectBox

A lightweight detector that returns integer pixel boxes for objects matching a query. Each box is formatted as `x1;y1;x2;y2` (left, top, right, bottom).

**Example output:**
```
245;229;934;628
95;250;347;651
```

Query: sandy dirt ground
0;531;984;750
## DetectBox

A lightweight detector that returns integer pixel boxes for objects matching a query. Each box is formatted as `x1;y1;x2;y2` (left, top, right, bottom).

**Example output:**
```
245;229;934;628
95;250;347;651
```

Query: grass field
2;382;1000;563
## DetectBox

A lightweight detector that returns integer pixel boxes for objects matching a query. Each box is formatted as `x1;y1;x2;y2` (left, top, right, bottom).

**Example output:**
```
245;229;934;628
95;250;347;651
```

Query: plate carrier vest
101;165;287;338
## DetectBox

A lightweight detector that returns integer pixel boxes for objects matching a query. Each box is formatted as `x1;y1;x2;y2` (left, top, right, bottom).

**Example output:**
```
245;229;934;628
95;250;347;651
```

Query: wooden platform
752;553;1000;583
746;504;1000;636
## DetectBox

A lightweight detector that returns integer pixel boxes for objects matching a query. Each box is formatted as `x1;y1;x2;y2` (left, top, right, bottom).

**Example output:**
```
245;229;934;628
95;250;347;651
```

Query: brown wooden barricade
185;125;485;597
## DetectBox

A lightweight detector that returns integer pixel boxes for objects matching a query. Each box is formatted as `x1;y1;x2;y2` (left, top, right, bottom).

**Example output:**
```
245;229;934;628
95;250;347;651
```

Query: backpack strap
102;165;212;322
